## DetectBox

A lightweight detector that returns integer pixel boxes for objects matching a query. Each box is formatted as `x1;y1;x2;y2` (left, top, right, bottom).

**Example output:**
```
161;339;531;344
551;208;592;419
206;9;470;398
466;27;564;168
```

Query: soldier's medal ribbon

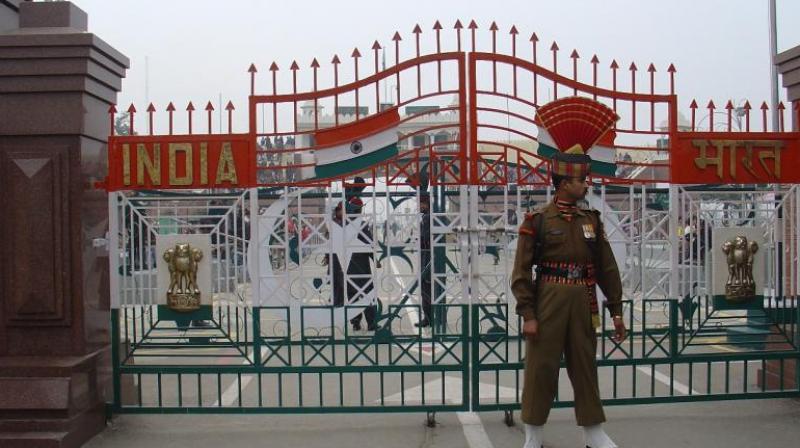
582;223;596;239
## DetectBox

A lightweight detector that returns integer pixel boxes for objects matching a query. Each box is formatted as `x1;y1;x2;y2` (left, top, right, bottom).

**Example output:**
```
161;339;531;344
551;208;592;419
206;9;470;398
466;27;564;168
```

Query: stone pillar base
0;349;108;448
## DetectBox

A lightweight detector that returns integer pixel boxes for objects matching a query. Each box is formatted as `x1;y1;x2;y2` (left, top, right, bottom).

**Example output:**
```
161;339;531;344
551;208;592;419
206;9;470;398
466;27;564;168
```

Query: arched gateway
104;20;800;420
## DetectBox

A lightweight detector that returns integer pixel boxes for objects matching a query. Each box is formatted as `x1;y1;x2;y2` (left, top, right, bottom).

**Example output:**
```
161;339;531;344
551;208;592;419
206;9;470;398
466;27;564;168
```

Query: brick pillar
0;2;128;446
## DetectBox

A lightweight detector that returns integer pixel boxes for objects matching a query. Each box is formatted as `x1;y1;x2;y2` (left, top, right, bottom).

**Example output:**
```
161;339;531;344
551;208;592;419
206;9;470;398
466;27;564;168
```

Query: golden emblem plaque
163;243;204;312
720;235;759;302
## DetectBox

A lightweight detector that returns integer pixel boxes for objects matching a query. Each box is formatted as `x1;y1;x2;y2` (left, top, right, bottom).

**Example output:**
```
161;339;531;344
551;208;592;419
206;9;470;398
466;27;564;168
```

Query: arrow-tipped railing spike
289;61;299;94
225;101;235;133
127;103;136;134
742;100;752;132
454;20;463;51
590;55;599;97
795;101;800;132
205;101;214;134
667;63;677;94
433;21;442;53
508;25;518;57
186;101;195;134
609;61;619;110
269;62;279;95
166;102;175;135
145;103;156;135
468;20;478;52
570;50;579;94
707;100;716;131
248;63;257;95
108;104;116;135
778;101;786;131
725;100;734;131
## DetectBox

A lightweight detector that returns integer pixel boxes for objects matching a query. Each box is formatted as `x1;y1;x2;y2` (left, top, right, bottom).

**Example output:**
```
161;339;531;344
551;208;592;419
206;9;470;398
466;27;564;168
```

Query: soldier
511;144;627;448
415;193;433;328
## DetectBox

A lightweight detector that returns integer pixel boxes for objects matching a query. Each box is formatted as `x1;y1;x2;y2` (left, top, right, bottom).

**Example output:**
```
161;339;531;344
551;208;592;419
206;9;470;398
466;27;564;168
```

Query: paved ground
86;398;800;448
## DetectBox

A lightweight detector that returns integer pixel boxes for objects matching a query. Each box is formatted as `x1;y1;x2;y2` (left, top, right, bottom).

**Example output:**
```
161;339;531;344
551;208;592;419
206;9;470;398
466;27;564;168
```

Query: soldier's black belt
536;262;594;281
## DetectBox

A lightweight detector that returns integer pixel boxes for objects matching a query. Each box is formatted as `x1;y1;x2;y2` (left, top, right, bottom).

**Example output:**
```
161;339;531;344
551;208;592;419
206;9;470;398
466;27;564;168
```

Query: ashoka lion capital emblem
721;235;759;302
163;243;203;312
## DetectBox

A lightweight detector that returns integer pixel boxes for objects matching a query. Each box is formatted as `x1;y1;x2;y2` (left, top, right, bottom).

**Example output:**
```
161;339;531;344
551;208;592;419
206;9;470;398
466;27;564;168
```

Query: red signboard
106;134;253;190
670;132;800;184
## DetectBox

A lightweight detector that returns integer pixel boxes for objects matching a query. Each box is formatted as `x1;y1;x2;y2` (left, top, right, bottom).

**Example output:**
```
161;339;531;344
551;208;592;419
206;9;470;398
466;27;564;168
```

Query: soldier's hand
522;319;539;340
612;317;627;343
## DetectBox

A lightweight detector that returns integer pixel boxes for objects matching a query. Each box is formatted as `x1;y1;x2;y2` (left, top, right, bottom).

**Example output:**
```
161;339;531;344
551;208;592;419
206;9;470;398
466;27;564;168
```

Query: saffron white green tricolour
312;108;400;179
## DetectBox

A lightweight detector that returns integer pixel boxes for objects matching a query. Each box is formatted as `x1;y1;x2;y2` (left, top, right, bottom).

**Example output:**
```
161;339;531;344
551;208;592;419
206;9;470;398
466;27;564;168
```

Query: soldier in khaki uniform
512;145;627;448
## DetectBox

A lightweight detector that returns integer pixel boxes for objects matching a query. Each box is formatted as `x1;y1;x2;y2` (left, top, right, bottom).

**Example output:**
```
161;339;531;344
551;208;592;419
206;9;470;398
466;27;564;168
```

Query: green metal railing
111;298;799;415
471;299;800;413
112;304;470;414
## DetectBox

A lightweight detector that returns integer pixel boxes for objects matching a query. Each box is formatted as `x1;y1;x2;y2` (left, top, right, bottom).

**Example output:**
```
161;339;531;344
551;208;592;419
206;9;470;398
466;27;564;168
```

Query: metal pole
768;0;780;131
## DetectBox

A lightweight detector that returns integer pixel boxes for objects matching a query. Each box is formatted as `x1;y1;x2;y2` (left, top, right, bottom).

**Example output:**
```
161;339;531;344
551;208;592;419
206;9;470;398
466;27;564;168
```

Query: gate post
0;2;128;446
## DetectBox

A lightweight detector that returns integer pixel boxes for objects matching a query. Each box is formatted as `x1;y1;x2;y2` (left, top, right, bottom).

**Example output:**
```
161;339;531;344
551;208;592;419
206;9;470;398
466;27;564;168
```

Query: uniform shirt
511;200;623;322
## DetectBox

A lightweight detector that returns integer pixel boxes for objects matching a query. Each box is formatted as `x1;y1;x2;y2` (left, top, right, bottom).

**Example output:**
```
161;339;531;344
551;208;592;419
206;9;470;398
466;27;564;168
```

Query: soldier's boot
583;424;618;448
523;423;544;448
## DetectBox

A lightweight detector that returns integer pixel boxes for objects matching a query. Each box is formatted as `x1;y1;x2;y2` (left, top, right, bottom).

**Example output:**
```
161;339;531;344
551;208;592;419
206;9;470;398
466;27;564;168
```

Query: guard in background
329;177;378;331
415;193;433;328
512;98;627;448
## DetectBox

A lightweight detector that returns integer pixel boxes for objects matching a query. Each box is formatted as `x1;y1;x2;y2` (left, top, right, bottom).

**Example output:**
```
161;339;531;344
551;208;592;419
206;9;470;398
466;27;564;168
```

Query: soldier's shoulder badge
584;207;601;216
524;209;544;221
520;213;539;236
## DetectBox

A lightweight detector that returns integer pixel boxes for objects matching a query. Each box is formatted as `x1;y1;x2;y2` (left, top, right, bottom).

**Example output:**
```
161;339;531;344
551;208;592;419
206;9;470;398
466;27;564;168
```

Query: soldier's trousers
520;283;605;426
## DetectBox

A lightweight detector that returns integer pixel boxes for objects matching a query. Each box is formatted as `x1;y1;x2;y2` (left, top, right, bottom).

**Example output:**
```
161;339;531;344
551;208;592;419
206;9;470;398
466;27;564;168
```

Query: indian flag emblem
313;108;400;179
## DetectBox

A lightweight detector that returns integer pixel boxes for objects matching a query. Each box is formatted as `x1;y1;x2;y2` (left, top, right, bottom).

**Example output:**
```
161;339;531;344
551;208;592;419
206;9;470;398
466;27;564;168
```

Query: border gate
105;21;800;419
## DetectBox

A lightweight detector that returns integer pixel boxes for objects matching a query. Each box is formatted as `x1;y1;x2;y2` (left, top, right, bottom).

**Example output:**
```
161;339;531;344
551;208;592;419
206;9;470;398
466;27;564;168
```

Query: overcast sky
71;0;800;133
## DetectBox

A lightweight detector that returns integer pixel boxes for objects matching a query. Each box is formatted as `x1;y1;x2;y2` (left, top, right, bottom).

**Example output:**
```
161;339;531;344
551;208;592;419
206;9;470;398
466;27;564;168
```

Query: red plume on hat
535;97;619;154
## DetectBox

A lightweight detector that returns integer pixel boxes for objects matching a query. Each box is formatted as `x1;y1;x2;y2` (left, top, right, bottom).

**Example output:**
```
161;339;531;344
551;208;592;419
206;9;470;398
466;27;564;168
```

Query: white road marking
214;347;267;407
449;381;497;448
635;365;699;395
389;256;421;327
385;258;495;448
457;411;496;448
381;377;516;404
